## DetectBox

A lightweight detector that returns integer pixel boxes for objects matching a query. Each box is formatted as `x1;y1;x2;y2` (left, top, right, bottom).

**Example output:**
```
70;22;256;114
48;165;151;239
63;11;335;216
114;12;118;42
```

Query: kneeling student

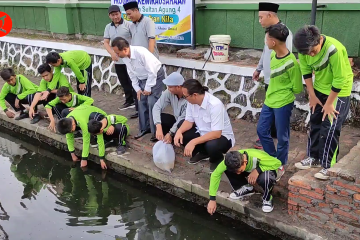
45;86;94;132
88;114;130;155
0;68;38;121
207;149;281;214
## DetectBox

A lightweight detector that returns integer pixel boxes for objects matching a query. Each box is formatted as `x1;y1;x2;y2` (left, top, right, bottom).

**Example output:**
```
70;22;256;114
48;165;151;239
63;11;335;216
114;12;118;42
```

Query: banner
111;0;193;46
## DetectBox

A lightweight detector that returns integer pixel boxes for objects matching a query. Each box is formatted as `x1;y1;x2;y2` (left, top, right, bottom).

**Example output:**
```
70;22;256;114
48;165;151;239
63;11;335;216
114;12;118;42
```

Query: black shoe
150;135;158;142
209;163;218;173
134;129;151;139
74;131;82;139
117;145;127;155
119;102;135;110
188;152;209;165
105;139;116;148
30;114;41;124
15;112;29;121
130;112;138;119
254;139;263;149
90;135;98;147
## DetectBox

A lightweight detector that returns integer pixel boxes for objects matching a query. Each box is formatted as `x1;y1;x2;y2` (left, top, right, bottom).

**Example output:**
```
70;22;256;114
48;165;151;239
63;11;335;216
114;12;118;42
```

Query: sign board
111;0;194;46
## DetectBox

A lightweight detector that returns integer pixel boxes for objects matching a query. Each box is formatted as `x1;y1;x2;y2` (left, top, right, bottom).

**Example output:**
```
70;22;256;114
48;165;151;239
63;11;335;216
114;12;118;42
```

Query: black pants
177;120;232;164
308;89;350;169
52;103;71;119
77;63;92;97
103;123;128;146
159;113;176;134
115;64;138;111
5;93;55;112
224;170;276;201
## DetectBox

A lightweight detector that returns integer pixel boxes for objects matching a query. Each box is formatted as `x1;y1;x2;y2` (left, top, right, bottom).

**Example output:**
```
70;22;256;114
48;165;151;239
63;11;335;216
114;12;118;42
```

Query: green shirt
45;92;94;109
265;52;303;108
298;35;353;97
0;75;38;111
55;50;92;83
37;71;74;93
66;105;107;159
209;149;282;199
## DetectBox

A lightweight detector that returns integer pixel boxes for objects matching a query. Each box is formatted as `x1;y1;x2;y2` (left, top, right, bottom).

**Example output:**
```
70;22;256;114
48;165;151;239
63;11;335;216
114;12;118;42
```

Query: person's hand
106;125;115;135
163;133;172;144
111;53;119;62
207;200;217;215
184;140;196;157
71;153;79;162
48;120;56;132
309;95;323;114
174;132;183;147
14;98;20;109
247;169;259;185
156;127;164;141
322;103;339;121
69;108;75;112
40;91;50;101
100;160;107;169
252;70;260;81
81;160;88;168
29;108;35;119
143;90;151;96
79;83;86;91
5;110;15;118
136;90;143;101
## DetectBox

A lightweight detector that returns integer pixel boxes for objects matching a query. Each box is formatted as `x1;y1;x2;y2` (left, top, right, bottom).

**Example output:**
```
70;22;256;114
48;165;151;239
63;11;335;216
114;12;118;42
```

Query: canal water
0;130;279;240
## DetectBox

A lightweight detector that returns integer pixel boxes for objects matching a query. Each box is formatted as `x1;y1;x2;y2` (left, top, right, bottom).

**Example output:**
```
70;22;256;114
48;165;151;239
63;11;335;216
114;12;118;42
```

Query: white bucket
209;35;231;63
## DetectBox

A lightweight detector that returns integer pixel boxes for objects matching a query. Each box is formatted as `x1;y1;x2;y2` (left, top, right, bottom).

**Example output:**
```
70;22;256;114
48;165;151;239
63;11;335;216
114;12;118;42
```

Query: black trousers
224;170;276;201
5;93;56;112
52;103;71;119
177;120;232;164
77;63;92;97
308;89;350;169
103;123;128;146
159;113;176;134
115;64;138;111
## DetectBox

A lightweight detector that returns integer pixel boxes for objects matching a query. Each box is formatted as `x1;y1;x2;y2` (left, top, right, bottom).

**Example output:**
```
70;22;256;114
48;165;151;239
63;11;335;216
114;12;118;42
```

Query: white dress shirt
122;45;162;92
185;92;235;147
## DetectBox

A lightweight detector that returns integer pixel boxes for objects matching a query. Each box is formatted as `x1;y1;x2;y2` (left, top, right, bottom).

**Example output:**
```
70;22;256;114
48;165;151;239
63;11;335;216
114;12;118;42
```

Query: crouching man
207;149;281;214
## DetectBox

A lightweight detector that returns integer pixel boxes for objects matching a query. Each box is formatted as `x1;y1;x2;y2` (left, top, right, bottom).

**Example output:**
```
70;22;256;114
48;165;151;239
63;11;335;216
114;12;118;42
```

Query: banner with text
111;0;193;45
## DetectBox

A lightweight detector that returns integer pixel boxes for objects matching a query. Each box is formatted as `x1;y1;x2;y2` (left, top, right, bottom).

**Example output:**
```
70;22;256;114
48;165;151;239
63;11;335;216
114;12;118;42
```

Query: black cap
108;5;121;14
259;2;279;13
123;1;138;11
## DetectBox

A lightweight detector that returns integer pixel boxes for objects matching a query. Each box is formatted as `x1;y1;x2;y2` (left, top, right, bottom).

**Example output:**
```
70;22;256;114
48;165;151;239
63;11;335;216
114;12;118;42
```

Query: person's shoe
209;162;218;173
15;112;29;121
105;139;115;148
74;131;82;139
117;145;127;155
254;139;263;149
30;114;41;124
119;102;135;110
314;168;330;180
134;129;151;139
229;185;255;200
262;196;274;213
150;135;158;142
130;112;138;119
90;135;98;147
276;166;285;182
294;157;321;170
188;152;209;164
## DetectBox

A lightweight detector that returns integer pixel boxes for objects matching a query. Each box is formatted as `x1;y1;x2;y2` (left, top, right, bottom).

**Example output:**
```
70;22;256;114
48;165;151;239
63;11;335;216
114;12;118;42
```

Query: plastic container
209;35;231;63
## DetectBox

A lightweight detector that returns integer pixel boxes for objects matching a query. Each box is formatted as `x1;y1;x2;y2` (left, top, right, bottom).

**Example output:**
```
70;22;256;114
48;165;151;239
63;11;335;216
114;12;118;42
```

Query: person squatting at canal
111;37;165;142
174;79;235;172
256;24;303;182
28;63;74;124
45;86;94;132
207;149;282;214
88;113;130;155
152;72;187;144
46;50;93;97
293;25;353;180
0;68;39;122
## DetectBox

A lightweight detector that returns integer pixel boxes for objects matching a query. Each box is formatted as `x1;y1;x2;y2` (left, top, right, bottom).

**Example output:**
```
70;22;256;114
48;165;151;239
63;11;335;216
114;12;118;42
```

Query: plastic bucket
209;35;231;63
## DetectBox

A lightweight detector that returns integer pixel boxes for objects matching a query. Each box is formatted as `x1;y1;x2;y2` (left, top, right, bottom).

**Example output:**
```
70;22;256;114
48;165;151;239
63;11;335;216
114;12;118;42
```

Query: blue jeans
257;102;294;166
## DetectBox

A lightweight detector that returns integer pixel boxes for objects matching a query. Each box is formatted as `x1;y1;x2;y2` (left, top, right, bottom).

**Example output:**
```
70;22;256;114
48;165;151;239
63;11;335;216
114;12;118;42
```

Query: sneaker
229;185;255;200
209;163;218;173
188;152;209;165
15;112;29;121
314;168;330;180
118;102;135;110
90;135;98;147
262;196;274;213
276;166;285;182
30;114;41;124
105;139;115;148
294;157;321;170
74;131;82;139
254;139;263;149
117;145;127;155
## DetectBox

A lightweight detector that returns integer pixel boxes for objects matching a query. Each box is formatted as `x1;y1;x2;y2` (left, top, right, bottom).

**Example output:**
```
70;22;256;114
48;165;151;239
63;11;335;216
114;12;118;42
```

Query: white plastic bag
152;141;175;173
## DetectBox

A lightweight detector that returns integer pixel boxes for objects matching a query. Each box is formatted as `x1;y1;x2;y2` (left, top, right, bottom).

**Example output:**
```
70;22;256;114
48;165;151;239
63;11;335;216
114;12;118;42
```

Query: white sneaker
229;185;255;200
314;168;330;180
262;197;274;213
295;157;321;170
276;166;285;182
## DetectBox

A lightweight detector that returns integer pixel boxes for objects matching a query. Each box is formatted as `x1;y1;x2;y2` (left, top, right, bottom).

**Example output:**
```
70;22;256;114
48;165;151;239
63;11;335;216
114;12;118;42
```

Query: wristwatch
169;131;175;137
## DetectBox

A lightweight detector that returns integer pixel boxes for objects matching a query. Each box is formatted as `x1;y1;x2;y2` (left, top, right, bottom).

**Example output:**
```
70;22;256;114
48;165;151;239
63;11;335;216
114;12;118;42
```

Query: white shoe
295;157;321;170
229;185;255;200
314;168;330;180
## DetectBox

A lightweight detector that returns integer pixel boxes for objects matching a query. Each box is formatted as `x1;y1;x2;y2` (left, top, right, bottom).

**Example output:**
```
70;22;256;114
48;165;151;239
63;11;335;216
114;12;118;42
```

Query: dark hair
111;37;130;50
88;119;102;134
37;63;52;75
56;86;71;98
0;68;15;81
265;23;289;42
57;118;73;135
46;52;61;64
182;79;209;95
293;25;321;55
224;151;244;172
